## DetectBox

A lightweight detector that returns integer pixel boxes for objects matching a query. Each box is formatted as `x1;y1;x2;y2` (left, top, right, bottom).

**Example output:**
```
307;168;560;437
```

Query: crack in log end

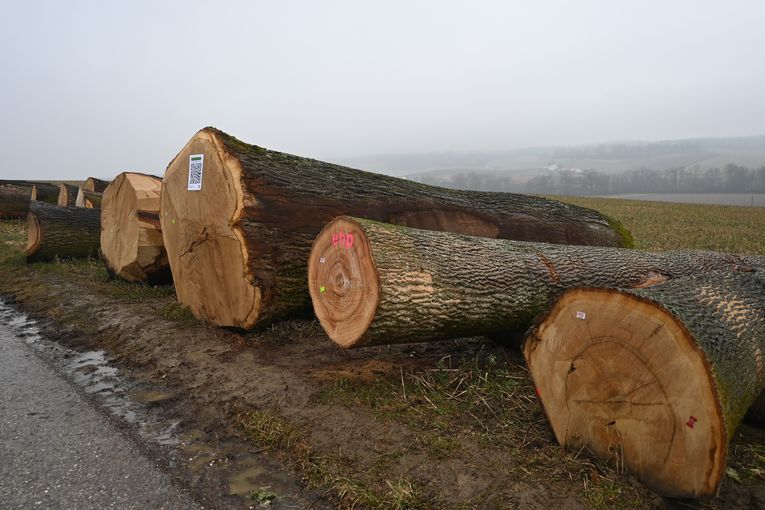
180;227;210;258
631;271;669;289
537;253;561;284
527;288;730;497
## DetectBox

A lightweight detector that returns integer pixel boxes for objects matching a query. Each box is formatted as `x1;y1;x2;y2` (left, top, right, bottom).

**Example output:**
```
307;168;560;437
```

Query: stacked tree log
101;172;170;283
76;176;109;208
30;182;60;204
160;127;630;330
524;270;765;498
308;216;763;348
76;188;102;208
0;182;33;218
57;183;80;207
83;177;110;193
25;201;100;262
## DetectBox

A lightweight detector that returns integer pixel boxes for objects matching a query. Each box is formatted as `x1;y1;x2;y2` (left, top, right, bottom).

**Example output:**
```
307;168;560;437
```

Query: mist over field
341;135;765;197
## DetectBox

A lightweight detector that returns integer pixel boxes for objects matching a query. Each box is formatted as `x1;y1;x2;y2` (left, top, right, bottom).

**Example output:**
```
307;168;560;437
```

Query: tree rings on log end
309;217;380;348
523;288;725;498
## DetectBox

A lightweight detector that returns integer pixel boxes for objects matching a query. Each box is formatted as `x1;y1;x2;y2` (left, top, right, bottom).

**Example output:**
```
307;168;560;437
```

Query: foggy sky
1;0;764;179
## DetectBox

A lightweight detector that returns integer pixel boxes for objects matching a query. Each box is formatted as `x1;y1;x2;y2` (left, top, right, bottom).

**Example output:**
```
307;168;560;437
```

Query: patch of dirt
2;263;765;509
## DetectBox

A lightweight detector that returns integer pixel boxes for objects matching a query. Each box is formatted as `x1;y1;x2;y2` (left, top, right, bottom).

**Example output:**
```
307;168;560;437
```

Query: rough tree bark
83;177;110;193
523;270;765;498
30;182;60;204
57;183;79;207
160;127;632;329
0;183;32;218
25;201;101;262
76;188;102;209
308;216;764;348
101;172;171;283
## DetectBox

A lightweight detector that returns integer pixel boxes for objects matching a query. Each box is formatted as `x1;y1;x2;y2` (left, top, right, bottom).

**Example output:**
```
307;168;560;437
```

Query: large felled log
25;201;101;262
76;188;102;209
0;183;32;218
523;270;765;498
83;177;110;193
30;182;60;204
101;172;171;283
160;127;631;329
308;216;764;348
57;183;79;207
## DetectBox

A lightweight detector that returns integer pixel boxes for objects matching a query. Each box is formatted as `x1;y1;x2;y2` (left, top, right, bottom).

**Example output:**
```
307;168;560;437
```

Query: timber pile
76;188;102;208
83;177;110;193
0;183;32;218
160;127;631;329
308;216;763;348
523;270;765;497
101;172;171;283
57;183;79;207
30;182;60;204
25;201;100;262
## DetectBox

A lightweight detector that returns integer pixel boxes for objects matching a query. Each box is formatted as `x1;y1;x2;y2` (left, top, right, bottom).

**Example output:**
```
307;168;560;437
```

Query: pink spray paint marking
686;416;697;429
331;231;354;249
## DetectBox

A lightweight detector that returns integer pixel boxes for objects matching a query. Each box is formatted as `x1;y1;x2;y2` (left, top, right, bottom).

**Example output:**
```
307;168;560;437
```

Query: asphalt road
0;321;203;509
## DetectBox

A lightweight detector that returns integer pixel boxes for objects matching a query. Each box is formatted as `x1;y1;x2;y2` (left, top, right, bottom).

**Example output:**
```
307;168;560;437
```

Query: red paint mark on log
686;416;697;428
332;231;354;249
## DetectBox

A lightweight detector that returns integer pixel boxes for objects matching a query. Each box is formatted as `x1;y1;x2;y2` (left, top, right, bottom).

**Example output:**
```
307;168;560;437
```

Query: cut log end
523;288;725;498
25;212;41;256
308;217;380;348
101;172;171;283
160;130;258;328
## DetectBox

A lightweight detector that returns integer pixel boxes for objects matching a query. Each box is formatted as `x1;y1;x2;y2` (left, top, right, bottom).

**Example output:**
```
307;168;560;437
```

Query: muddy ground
2;223;765;509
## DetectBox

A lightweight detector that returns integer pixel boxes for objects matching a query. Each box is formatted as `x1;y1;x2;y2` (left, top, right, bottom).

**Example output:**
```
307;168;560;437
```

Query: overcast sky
1;0;764;179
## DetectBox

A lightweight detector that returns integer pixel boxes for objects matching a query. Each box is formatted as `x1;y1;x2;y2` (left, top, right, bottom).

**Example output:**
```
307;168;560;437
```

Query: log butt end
102;172;171;284
523;288;726;498
25;211;41;260
161;129;259;329
309;216;380;348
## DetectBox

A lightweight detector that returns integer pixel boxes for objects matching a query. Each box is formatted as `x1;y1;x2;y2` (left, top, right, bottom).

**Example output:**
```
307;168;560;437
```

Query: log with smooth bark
25;201;101;262
0;183;32;218
523;270;765;498
30;182;60;204
83;177;110;193
76;188;102;208
160;127;632;329
101;172;170;283
308;216;764;348
57;183;79;207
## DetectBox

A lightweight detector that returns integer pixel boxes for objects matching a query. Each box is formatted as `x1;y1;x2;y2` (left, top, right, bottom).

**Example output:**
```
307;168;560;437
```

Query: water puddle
0;300;327;509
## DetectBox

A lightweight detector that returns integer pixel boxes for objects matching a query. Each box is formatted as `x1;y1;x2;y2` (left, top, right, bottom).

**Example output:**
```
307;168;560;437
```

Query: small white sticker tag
188;154;204;191
576;311;586;320
319;257;326;264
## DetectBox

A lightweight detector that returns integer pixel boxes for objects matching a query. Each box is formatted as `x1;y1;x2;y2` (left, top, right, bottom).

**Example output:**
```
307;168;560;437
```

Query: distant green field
550;195;765;255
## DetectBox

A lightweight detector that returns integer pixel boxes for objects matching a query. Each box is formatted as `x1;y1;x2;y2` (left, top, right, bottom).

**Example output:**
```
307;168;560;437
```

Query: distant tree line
525;164;765;195
410;164;765;195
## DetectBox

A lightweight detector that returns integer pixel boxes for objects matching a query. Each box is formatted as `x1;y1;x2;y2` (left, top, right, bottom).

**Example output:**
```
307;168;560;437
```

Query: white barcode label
188;154;204;191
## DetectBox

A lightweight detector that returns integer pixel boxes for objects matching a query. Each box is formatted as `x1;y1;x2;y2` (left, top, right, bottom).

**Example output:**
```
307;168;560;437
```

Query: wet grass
313;347;653;508
549;195;765;255
0;219;194;325
236;409;433;510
